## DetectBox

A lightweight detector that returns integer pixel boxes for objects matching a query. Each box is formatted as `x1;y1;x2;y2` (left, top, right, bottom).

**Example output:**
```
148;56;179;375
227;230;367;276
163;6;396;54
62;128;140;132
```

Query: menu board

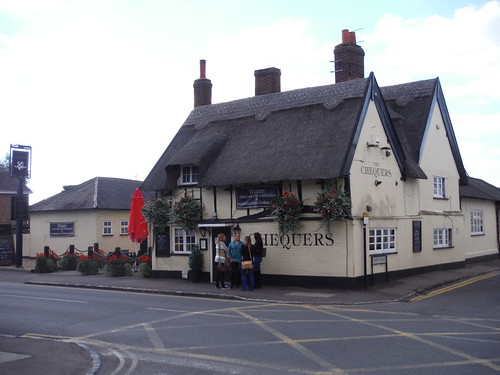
0;235;14;266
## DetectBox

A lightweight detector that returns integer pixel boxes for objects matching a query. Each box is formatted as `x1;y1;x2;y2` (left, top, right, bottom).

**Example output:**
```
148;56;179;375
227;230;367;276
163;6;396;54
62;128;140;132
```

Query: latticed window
173;227;196;253
180;165;199;185
470;210;484;235
369;228;396;255
103;220;112;235
120;221;128;235
433;228;452;248
433;176;446;198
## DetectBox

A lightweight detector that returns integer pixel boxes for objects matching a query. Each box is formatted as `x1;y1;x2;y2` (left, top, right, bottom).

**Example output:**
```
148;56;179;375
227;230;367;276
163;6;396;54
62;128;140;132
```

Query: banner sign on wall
50;222;75;237
236;186;279;209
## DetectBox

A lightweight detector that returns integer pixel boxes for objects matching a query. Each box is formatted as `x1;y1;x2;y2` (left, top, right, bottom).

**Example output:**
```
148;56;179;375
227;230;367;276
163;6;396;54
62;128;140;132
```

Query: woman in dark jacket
253;232;264;288
240;236;254;291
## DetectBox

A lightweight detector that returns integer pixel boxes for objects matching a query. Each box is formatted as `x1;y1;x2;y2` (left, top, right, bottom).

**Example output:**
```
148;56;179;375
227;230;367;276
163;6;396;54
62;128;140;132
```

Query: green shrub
59;255;78;271
76;255;100;275
104;254;132;277
35;256;57;273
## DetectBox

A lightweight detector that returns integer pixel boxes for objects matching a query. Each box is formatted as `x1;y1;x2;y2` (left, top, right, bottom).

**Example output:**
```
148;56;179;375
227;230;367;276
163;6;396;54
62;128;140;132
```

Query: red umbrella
128;189;148;243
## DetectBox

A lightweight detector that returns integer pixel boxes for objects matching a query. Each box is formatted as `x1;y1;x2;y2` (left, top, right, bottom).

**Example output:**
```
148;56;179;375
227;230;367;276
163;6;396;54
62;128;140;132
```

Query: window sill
369;251;397;256
433;246;453;250
471;233;485;237
102;234;113;237
433;197;449;200
177;183;198;187
171;252;190;256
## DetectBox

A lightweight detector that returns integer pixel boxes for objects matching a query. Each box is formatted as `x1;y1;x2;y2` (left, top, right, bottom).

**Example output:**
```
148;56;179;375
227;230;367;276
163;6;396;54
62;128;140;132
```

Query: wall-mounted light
374;180;382;186
199;227;208;238
233;224;241;235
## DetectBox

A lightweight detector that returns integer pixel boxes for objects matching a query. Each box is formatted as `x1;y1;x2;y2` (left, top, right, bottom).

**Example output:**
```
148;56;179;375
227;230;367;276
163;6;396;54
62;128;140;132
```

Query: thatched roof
142;73;466;191
30;177;154;212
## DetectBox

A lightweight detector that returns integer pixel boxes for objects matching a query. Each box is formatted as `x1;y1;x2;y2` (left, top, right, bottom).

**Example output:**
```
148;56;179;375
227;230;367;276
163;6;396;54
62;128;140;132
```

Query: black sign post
10;144;31;269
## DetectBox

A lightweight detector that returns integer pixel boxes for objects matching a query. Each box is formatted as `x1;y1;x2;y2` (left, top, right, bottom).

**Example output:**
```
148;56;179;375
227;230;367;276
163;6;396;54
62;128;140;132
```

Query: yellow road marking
410;272;498;302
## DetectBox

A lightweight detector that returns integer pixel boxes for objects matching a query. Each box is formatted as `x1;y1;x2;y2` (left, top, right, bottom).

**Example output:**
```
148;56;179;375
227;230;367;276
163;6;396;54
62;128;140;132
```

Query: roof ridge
93;177;99;208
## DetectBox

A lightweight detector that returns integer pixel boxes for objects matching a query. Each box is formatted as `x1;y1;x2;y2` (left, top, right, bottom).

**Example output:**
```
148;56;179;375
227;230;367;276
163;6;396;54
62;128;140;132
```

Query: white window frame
433;176;446;198
369;228;397;255
172;227;197;254
103;220;113;236
179;165;199;186
470;210;484;235
120;220;129;235
433;228;452;248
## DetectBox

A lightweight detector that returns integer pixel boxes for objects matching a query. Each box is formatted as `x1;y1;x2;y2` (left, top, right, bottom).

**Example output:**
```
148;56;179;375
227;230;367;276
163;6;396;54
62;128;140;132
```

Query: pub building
141;30;500;288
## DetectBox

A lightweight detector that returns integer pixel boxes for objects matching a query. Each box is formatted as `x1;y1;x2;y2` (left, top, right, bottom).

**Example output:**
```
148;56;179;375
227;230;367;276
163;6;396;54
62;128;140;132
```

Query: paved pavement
1;255;499;375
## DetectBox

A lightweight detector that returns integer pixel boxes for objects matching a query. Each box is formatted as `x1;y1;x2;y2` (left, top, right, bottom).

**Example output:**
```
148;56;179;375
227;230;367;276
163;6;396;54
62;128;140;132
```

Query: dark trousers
230;262;241;287
254;256;262;288
215;265;226;288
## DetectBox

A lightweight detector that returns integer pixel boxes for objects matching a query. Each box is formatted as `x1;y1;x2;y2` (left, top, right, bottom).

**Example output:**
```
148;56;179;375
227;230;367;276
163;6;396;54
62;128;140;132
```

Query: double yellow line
410;272;498;302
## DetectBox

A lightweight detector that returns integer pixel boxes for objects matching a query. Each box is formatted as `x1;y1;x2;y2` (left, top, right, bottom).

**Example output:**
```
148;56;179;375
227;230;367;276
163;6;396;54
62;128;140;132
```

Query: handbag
241;245;253;270
217;262;227;272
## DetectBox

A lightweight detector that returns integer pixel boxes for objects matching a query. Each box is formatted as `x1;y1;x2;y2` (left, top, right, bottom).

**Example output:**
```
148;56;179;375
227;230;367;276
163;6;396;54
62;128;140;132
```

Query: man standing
228;233;243;289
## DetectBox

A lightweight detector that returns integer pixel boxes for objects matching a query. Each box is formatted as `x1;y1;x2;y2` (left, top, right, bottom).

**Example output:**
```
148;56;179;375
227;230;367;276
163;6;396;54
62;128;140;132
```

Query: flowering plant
34;250;59;273
313;186;351;224
137;255;152;264
76;254;101;275
104;254;132;277
269;191;302;234
142;198;171;231
170;196;203;232
137;255;152;278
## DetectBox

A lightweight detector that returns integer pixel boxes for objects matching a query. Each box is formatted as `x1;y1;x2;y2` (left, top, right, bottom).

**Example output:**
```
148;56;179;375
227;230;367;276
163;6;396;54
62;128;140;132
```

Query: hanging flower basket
142;198;171;231
170;196;203;232
313;186;351;225
269;191;302;234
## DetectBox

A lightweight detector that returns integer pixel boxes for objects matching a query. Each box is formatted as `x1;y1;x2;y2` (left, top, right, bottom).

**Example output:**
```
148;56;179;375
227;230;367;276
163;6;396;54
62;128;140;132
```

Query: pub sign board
9;145;31;179
236;186;279;209
50;222;75;237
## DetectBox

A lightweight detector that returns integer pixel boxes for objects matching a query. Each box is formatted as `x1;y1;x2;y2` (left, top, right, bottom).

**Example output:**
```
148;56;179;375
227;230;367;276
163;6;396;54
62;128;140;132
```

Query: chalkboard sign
413;220;422;253
156;233;170;257
0;235;14;266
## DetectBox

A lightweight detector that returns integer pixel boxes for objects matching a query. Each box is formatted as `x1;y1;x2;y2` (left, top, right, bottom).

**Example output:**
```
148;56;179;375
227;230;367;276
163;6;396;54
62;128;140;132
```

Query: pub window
172;227;196;253
103;220;113;236
433;176;446;198
433;228;452;248
369;228;397;255
179;165;199;185
470;210;484;235
120;220;128;235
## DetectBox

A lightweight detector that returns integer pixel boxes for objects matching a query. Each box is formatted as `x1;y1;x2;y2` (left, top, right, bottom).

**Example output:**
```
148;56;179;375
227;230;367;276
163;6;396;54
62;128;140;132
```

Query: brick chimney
254;67;281;96
193;59;212;107
334;29;365;83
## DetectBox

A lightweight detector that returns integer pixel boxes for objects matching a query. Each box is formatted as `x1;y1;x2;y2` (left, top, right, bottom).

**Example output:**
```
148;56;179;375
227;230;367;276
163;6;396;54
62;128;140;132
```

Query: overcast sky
1;0;499;204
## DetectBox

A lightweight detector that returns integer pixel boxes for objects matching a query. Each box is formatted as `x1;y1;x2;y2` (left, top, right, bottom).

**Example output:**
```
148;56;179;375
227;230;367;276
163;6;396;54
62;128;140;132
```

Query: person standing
240;236;254;291
215;233;229;289
253;232;264;288
228;232;243;289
